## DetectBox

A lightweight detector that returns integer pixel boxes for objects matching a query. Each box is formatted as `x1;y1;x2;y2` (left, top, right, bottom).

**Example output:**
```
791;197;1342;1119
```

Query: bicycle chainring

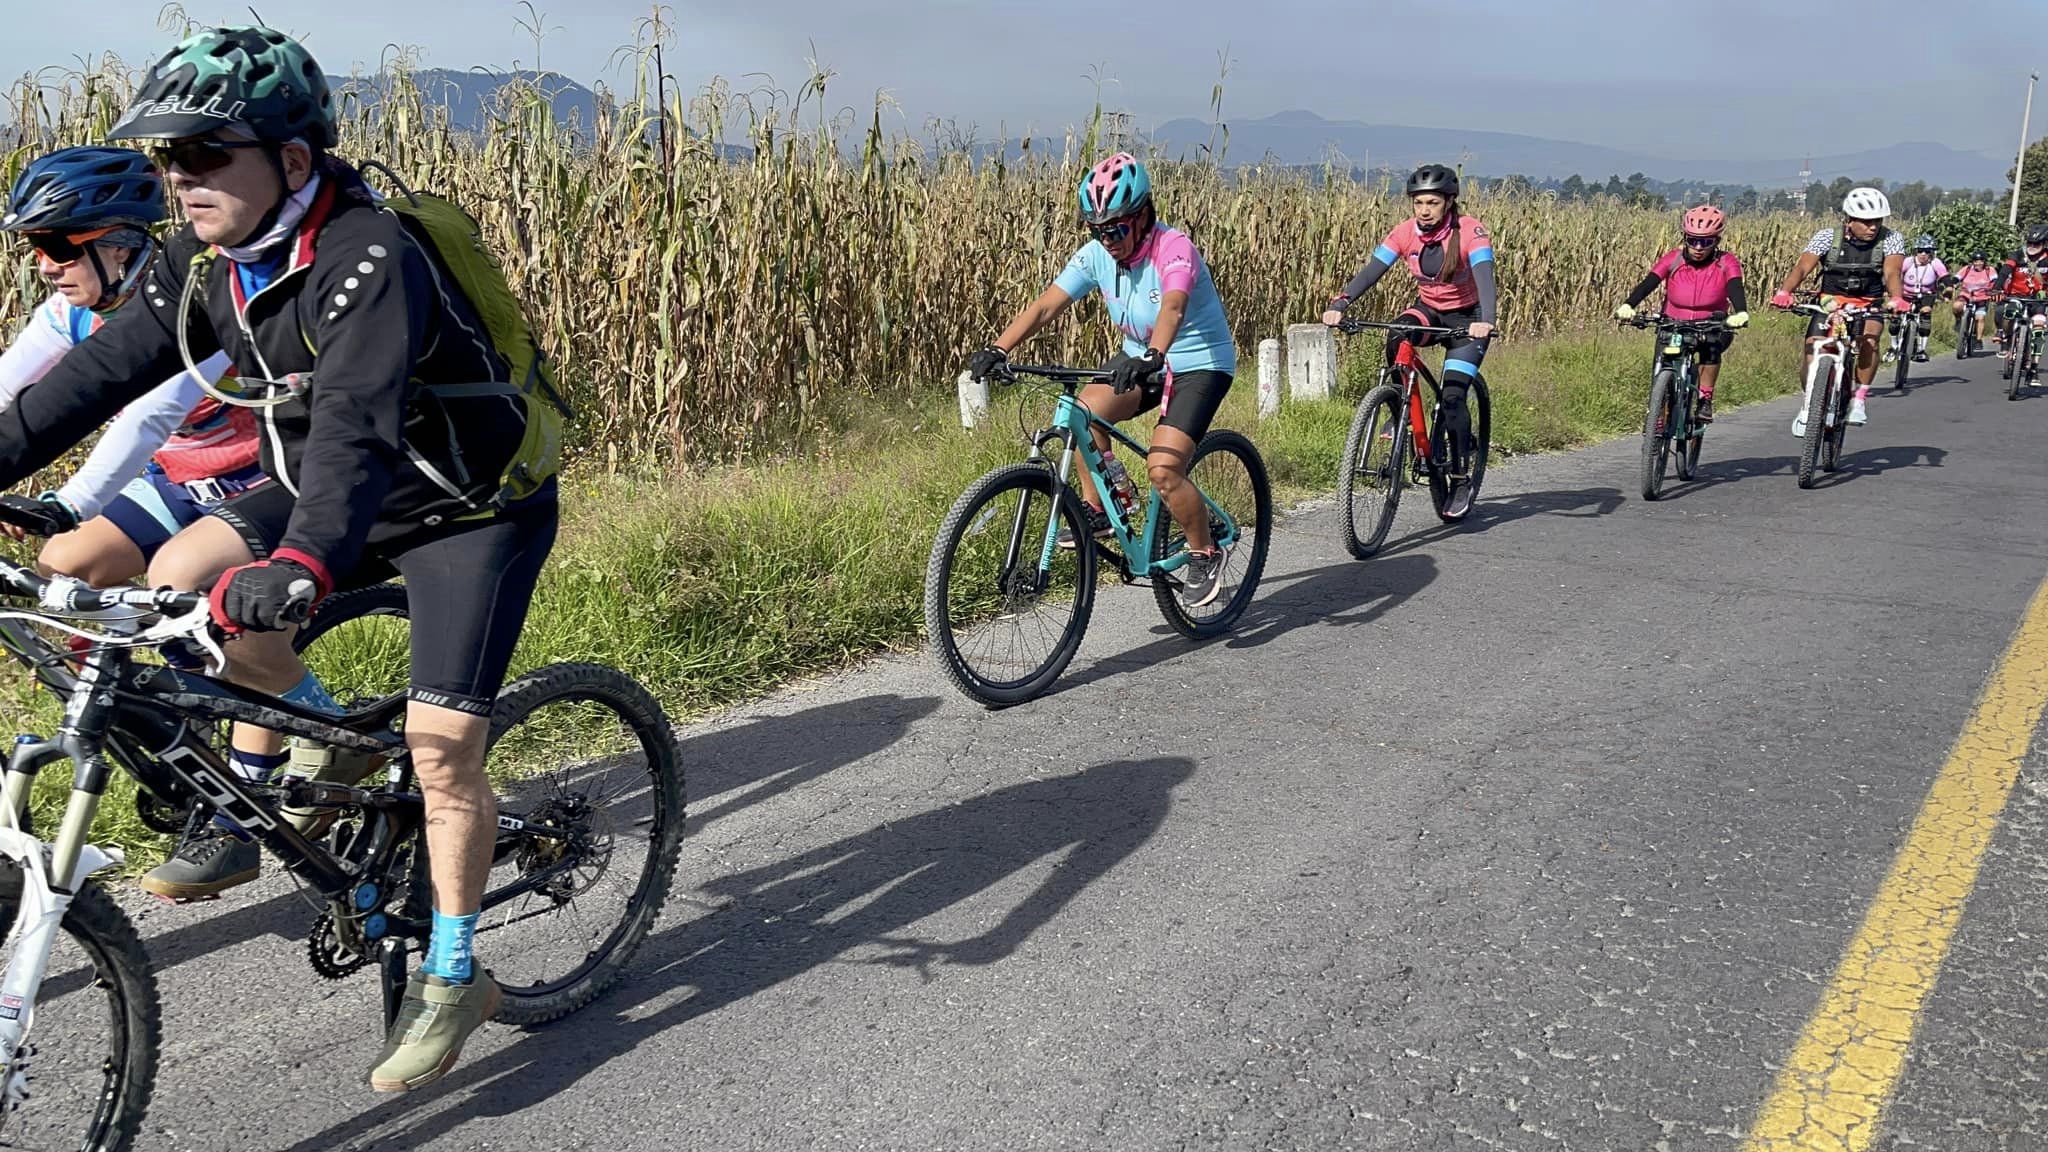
308;911;371;980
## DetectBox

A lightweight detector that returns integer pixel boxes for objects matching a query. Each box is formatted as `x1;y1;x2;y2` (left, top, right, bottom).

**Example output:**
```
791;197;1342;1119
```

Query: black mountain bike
2001;297;2045;400
1957;297;1989;360
1886;298;1936;390
0;550;683;1151
1333;317;1492;558
1623;314;1730;500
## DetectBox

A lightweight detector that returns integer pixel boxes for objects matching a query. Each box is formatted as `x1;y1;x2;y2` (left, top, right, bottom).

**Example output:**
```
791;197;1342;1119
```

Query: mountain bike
1332;317;1492;558
0;546;683;1151
1885;297;1935;389
1786;300;1880;489
2001;297;2046;400
1956;297;1989;360
1622;314;1729;500
925;363;1272;707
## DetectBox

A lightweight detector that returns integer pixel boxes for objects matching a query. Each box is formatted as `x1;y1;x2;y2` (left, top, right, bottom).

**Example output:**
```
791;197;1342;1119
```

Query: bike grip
282;579;317;625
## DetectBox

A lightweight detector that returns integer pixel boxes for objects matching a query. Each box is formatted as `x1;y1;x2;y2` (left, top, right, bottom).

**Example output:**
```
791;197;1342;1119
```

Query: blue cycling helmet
1078;153;1152;225
2;147;163;235
1913;233;1937;251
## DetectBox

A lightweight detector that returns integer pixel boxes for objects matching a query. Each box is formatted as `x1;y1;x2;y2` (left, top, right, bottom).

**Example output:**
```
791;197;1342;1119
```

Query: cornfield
3;53;1821;469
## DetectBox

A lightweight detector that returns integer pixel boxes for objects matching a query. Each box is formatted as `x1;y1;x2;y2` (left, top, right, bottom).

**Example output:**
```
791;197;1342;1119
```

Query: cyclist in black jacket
0;27;551;1091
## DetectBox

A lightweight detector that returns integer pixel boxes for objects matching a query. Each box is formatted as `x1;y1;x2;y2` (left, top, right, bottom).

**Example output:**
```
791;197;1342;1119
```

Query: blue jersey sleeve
1052;242;1105;300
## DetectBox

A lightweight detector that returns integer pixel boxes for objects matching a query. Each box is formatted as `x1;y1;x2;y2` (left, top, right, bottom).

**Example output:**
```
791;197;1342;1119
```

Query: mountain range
350;75;2013;192
1147;111;2011;191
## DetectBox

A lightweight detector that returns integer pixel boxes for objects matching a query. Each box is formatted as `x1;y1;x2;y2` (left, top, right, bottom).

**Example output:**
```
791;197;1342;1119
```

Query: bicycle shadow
1651;444;1947;499
272;755;1197;1152
125;694;939;977
1882;371;1967;394
1372;484;1627;560
1051;551;1439;694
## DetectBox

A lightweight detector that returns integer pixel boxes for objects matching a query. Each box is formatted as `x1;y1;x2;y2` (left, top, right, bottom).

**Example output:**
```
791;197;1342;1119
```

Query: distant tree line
1475;171;2002;217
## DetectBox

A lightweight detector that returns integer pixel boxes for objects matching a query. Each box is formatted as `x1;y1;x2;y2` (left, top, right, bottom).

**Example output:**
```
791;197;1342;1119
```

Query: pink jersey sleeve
1380;219;1418;258
1152;229;1200;295
1720;252;1743;280
1650;249;1681;279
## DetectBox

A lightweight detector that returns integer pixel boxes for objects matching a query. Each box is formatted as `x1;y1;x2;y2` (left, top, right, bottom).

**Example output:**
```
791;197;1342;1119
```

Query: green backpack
365;163;574;508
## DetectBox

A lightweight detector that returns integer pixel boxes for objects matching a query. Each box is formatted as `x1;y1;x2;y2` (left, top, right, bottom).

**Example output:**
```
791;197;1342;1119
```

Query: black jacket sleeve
1623;272;1664;309
276;212;422;581
1336;255;1394;307
1726;277;1749;315
0;238;216;489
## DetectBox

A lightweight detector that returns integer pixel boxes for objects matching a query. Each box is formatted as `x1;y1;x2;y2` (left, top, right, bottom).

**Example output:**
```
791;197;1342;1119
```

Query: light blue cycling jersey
1053;225;1237;375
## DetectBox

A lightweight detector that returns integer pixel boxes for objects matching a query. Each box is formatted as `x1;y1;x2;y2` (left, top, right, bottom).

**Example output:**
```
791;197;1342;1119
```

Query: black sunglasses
22;226;122;267
1087;219;1137;243
1682;236;1719;248
146;138;270;176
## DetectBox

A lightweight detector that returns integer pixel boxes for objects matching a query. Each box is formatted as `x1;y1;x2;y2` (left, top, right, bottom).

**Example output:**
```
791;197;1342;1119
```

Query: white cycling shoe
1848;396;1869;426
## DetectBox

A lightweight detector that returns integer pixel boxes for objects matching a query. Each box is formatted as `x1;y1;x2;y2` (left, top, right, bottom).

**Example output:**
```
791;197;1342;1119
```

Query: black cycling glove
1107;348;1165;394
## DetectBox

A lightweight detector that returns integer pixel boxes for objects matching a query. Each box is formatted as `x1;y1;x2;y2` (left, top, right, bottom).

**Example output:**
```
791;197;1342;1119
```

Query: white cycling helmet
1841;186;1891;220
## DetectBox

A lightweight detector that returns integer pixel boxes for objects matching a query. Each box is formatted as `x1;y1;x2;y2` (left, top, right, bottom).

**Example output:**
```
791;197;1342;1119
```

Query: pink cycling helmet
1078;152;1152;225
1681;204;1725;239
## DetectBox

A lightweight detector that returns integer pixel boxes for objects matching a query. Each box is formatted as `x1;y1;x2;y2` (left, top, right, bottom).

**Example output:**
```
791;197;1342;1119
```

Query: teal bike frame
1005;363;1242;584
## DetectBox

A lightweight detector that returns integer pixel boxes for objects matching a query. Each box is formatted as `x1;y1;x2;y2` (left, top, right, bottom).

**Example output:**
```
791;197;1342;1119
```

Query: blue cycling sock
280;670;342;714
422;909;480;983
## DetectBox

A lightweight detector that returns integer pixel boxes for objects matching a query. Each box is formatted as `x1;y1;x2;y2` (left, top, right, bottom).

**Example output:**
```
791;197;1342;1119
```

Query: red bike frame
1393;340;1433;460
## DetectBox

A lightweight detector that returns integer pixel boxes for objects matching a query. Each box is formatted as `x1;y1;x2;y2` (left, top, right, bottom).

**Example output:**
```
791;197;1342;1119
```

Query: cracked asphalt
110;349;2048;1150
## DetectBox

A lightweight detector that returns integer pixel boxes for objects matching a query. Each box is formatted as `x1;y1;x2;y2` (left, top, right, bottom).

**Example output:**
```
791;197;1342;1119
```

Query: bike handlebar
1620;314;1732;333
1333;317;1471;339
0;557;206;617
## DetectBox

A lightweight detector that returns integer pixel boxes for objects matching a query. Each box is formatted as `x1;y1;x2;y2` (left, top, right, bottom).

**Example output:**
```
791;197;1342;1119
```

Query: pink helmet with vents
1682;204;1725;239
1077;152;1152;225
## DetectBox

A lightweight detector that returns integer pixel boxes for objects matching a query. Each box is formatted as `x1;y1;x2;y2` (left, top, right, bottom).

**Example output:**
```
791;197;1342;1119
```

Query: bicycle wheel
476;663;684;1026
0;869;158;1152
924;463;1097;707
1152;429;1272;639
1337;382;1407;559
295;582;411;703
1894;322;1911;390
1822;380;1849;473
1427;376;1490;522
1640;370;1675;501
1676;375;1703;483
1797;357;1836;490
2004;324;2018;380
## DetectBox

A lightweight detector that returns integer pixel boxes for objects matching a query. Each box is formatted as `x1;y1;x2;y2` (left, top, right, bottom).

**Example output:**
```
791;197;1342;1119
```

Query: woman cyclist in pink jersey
1954;251;1998;349
1611;204;1751;421
966;153;1237;609
1321;164;1495;481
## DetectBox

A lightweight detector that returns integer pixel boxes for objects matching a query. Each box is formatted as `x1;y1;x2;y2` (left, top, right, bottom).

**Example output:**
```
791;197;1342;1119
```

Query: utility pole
2011;71;2038;228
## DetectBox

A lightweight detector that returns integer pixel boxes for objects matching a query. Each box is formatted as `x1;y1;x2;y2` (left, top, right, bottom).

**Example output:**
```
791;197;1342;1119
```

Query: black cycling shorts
209;483;558;716
1134;369;1231;440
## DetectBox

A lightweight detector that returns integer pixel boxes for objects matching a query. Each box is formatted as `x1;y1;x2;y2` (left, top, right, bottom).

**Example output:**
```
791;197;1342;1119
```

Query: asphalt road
110;346;2048;1150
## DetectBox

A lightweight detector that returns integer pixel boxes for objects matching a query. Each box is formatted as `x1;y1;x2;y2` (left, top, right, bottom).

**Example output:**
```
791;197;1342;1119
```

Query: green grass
2;317;1823;868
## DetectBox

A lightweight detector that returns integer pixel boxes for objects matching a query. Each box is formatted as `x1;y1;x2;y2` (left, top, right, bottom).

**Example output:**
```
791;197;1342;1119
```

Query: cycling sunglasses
1087;217;1139;243
146;138;269;176
22;226;121;268
1682;235;1720;249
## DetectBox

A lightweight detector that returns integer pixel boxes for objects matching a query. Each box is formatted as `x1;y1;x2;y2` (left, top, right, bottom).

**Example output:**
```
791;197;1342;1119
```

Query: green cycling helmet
109;26;335;149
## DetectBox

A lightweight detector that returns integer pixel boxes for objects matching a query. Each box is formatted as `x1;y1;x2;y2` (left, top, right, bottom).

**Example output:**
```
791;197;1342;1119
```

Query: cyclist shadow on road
128;693;941;979
1654;444;1947;499
683;693;941;828
1051;552;1438;696
274;755;1196;1152
1373;485;1626;560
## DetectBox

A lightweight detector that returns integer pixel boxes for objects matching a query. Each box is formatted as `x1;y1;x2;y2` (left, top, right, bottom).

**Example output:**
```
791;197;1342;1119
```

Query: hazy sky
4;1;2037;163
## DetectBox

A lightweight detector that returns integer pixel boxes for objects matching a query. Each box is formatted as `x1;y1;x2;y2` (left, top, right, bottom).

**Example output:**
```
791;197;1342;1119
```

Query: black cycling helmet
2027;225;2048;249
1405;163;1460;199
110;26;336;149
1973;250;1989;261
1;147;163;235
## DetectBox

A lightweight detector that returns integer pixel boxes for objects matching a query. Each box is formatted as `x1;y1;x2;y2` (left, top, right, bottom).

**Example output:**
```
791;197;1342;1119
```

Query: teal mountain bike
925;363;1272;707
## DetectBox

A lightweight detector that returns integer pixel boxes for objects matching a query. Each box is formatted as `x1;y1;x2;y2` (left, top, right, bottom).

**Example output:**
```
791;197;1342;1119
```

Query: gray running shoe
139;830;260;902
1057;503;1113;550
1178;548;1224;609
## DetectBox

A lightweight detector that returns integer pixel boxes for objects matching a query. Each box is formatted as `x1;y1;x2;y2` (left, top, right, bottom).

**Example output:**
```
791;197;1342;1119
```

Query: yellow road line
1745;576;2048;1151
